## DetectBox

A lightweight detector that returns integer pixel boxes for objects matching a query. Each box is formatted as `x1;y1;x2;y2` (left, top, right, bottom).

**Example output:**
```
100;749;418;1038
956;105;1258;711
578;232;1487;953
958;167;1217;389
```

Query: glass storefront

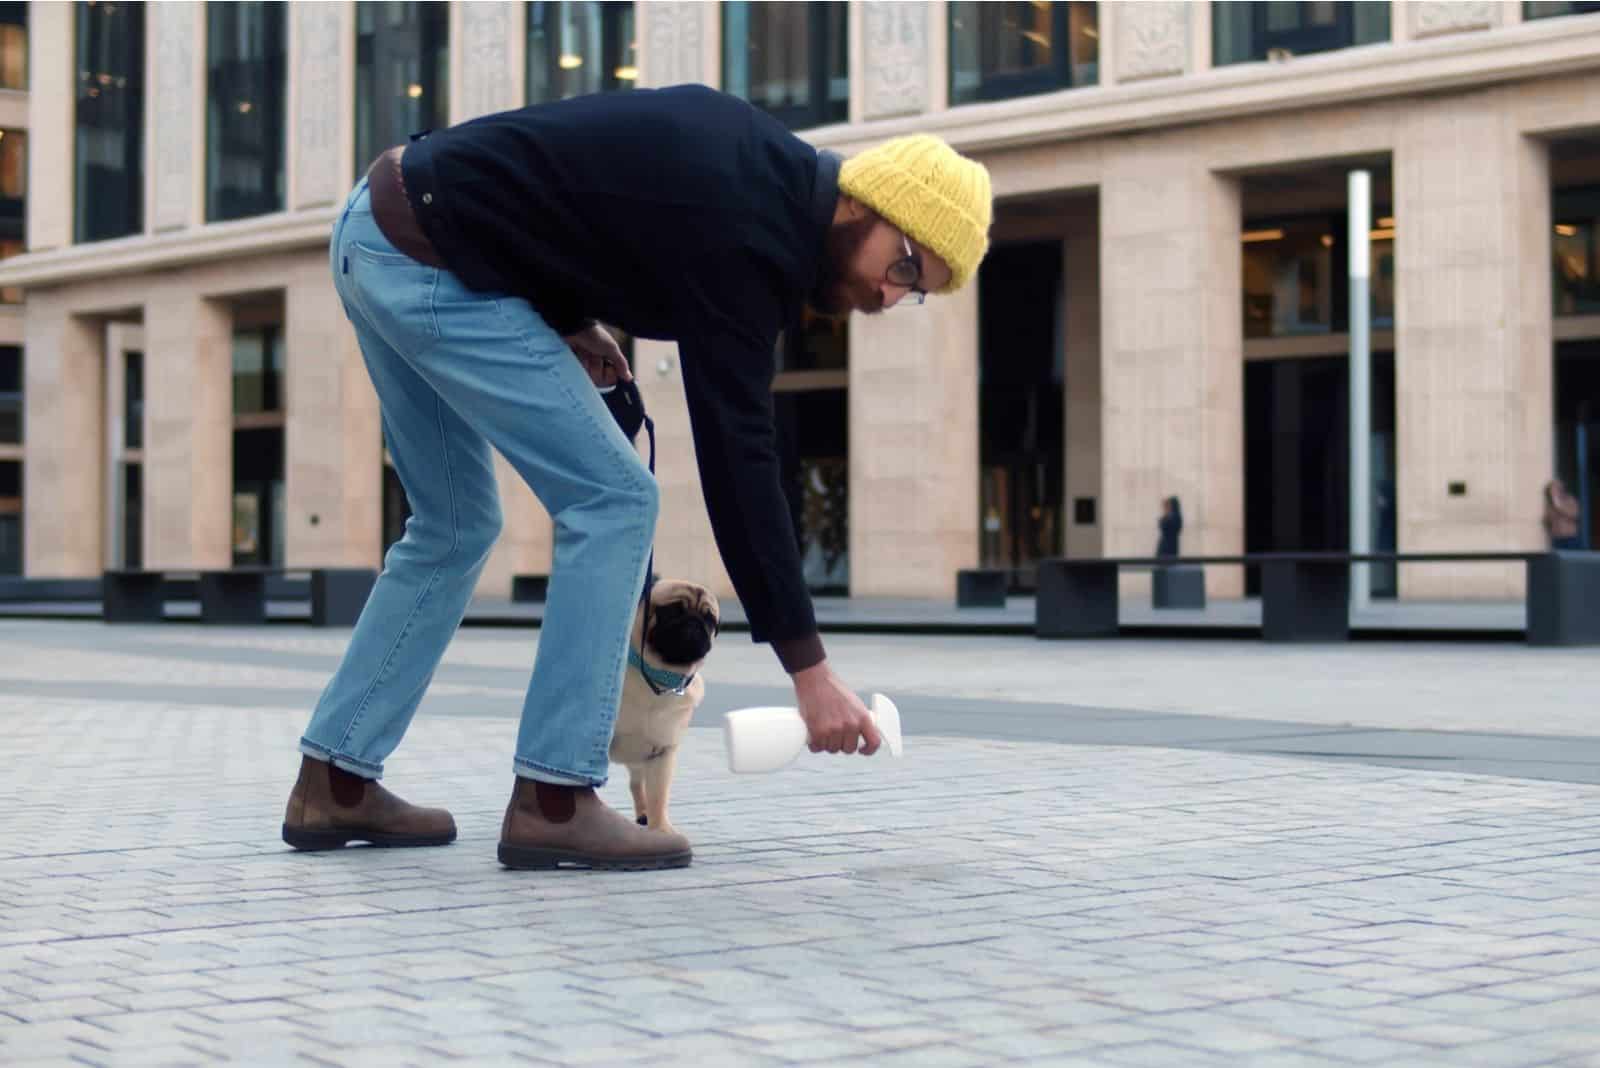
206;1;285;222
0;345;18;445
950;1;1096;105
1555;342;1600;550
774;308;849;593
74;0;144;243
1242;213;1395;338
354;1;448;176
231;326;285;567
0;458;18;575
1245;353;1397;596
722;1;847;129
1215;1;1389;65
978;241;1065;585
527;1;636;104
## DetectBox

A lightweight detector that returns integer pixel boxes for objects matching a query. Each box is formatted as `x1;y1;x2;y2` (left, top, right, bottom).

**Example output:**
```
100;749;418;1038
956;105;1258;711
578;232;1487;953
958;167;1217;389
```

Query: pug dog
609;578;720;837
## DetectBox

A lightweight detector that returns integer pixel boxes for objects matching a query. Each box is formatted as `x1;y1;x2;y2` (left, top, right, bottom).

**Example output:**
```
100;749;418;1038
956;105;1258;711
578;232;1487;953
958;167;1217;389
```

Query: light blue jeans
299;178;658;787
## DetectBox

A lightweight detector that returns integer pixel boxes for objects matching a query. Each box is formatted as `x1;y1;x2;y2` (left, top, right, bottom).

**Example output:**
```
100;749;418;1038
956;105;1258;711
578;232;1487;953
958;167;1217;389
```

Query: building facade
5;0;1600;602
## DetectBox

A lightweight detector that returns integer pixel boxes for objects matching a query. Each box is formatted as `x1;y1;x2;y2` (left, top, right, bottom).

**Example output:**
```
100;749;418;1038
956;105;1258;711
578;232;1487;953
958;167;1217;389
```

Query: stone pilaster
861;2;930;120
1100;138;1243;595
1393;95;1551;597
25;1;72;251
1113;0;1192;84
143;285;233;569
639;1;713;89
151;1;203;233
290;0;352;209
454;1;526;123
22;299;103;576
849;284;980;598
1064;228;1103;559
284;258;381;567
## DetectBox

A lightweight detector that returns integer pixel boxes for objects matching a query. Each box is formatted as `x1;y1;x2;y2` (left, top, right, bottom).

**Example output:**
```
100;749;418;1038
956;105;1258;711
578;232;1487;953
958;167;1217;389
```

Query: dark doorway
1244;352;1396;596
978;240;1064;588
1556;341;1600;549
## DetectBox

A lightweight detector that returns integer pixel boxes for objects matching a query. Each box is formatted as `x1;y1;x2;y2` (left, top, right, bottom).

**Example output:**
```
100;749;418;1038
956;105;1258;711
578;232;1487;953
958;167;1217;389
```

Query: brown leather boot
498;778;691;870
282;755;456;851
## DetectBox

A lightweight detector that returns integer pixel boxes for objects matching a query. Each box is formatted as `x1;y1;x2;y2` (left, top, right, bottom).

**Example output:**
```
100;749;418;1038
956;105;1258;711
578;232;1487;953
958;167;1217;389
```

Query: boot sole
282;824;457;851
497;842;693;871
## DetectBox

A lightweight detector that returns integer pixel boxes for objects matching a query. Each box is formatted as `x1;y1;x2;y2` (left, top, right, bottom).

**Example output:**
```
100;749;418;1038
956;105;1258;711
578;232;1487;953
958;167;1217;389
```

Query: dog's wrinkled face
644;579;720;669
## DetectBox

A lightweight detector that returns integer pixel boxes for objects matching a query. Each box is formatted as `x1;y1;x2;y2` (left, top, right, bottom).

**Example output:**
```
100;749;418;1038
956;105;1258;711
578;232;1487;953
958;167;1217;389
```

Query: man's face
811;200;955;317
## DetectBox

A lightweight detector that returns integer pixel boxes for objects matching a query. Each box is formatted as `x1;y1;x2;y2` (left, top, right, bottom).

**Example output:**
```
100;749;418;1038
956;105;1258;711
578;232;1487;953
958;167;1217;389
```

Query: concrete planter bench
1036;551;1595;646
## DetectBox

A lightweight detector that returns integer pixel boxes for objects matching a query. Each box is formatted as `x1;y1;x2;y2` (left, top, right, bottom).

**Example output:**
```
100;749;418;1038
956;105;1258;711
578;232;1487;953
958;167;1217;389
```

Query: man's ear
833;195;869;225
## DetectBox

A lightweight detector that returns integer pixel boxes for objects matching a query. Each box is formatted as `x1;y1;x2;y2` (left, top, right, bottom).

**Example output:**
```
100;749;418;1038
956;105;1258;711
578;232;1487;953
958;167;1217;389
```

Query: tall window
527;2;636;105
1241;213;1395;338
355;2;448;176
232;324;285;567
1526;2;1600;19
1554;188;1600;317
950;2;1097;105
206;1;285;222
0;127;19;304
0;3;26;91
723;2;847;130
1214;1;1389;65
75;0;145;242
0;346;18;445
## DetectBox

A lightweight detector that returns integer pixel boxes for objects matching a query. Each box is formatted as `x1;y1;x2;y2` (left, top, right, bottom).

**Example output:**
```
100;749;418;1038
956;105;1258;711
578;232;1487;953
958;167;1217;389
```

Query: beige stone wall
849;284;980;598
1100;137;1244;598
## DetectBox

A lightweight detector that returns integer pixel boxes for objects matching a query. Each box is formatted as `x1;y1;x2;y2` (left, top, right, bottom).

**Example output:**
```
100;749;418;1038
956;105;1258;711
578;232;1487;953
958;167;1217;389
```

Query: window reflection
206;1;286;222
1241;215;1395;338
950;2;1096;105
0;3;26;91
75;0;145;242
355;2;448;175
527;1;636;104
722;2;847;129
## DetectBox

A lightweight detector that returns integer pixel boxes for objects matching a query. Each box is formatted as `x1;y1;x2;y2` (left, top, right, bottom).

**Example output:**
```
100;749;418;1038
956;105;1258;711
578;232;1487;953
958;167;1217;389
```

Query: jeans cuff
299;739;384;779
514;758;605;788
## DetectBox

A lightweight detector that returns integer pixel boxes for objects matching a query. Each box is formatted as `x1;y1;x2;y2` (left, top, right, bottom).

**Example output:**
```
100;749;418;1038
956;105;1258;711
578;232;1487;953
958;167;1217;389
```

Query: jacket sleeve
677;305;826;675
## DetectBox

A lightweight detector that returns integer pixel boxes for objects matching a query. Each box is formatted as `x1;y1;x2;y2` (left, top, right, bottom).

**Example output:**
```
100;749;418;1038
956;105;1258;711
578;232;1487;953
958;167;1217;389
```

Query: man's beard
808;213;879;318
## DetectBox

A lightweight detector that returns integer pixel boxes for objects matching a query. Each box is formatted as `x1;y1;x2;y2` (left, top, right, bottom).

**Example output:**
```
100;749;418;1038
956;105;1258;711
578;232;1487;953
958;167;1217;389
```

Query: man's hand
792;660;882;756
565;323;632;387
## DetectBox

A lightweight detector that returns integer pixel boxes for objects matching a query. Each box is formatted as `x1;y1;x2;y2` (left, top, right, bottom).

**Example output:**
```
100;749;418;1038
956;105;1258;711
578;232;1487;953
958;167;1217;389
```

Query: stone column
1063;227;1103;558
150;0;204;233
284;257;381;568
289;0;353;211
1393;98;1551;598
635;341;734;598
25;0;71;252
849;284;980;598
143;285;234;570
1100;137;1243;596
22;298;103;576
861;2;930;120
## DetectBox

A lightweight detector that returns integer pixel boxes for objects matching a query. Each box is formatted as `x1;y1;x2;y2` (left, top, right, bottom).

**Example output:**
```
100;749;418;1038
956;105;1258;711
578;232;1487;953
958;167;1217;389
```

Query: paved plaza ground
2;619;1598;1066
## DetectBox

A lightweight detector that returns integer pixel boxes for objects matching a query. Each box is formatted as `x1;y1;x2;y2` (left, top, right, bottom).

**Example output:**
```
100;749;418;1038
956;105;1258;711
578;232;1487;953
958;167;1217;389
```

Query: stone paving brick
7;630;1600;1067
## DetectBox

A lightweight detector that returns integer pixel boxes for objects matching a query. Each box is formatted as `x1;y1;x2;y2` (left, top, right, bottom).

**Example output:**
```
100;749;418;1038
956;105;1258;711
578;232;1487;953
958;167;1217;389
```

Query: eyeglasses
886;230;927;306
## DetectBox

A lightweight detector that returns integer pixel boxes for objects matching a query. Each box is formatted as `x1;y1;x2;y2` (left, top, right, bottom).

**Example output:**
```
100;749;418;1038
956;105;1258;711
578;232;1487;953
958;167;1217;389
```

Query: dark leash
600;379;686;697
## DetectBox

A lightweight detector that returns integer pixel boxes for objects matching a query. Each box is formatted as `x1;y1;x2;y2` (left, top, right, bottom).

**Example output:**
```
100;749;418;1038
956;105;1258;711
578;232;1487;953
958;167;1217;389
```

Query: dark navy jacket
401;86;839;671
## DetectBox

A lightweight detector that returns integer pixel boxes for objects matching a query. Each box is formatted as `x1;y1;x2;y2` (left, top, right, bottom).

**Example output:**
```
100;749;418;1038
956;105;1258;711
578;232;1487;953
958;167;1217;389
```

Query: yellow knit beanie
838;133;992;294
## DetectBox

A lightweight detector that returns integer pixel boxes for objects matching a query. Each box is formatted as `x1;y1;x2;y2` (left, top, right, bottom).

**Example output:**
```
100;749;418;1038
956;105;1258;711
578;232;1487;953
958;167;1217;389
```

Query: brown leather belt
366;145;445;268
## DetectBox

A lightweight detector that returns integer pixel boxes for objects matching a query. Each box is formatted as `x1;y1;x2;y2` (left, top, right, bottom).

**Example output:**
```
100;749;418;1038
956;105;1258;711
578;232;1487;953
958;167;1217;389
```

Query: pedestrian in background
1156;496;1183;558
1544;479;1582;550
